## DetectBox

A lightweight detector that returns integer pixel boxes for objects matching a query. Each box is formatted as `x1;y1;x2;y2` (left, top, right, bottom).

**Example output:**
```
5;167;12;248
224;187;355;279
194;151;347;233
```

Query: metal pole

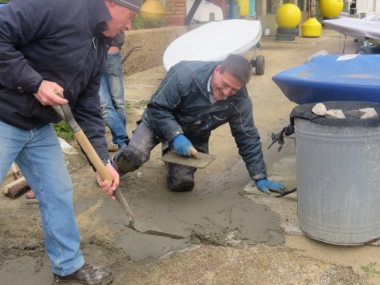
228;0;235;19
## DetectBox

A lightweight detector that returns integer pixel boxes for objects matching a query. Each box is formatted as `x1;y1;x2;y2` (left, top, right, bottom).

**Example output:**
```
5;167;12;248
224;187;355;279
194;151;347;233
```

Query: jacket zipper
65;38;96;94
92;37;97;50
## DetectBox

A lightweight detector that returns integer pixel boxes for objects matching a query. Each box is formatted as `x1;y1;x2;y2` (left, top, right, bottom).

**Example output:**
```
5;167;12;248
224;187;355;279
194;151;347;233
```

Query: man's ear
105;0;116;8
214;65;221;76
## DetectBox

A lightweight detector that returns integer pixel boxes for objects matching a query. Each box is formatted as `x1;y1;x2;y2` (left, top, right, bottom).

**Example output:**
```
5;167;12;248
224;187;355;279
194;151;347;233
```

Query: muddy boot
52;263;113;285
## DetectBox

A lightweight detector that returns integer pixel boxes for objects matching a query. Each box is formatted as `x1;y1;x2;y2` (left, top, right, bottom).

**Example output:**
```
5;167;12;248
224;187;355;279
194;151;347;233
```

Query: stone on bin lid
290;101;380;127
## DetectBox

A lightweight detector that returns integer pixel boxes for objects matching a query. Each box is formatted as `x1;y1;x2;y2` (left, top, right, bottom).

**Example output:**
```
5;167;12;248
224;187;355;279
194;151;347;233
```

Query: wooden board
161;150;216;169
163;19;262;72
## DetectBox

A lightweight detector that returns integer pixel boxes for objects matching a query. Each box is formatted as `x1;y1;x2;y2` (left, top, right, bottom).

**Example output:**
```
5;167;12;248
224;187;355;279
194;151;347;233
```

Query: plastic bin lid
290;101;380;127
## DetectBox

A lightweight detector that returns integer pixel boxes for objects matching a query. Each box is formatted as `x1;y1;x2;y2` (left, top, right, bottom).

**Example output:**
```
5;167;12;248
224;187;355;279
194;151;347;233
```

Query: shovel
51;92;185;239
162;146;216;169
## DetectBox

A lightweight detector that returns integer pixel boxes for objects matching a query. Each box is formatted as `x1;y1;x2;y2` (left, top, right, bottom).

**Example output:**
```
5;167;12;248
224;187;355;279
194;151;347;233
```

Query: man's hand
33;80;68;106
256;178;287;194
172;134;193;157
96;165;120;200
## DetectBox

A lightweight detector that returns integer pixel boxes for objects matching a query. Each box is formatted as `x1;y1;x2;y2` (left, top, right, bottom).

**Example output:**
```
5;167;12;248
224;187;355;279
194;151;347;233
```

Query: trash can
292;101;380;245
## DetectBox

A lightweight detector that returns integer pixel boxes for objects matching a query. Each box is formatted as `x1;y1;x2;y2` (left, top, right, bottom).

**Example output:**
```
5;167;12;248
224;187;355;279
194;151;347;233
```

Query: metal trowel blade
161;150;216;169
121;217;185;240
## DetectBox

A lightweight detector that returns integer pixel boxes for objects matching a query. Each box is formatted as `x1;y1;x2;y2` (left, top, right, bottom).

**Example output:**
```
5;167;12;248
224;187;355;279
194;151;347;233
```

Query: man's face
103;1;137;38
210;65;244;101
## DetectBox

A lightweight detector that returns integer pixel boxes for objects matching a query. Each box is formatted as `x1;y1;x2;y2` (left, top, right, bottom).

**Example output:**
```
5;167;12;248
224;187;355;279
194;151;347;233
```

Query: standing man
350;0;357;14
100;33;129;152
0;0;142;284
112;54;287;195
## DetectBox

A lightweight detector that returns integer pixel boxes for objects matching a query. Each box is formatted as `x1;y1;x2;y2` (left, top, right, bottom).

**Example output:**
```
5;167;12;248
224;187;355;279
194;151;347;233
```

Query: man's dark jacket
0;0;111;159
142;61;267;180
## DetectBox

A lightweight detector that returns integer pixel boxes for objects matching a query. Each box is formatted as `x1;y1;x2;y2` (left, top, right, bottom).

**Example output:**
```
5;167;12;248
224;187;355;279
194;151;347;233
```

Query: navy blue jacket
142;61;267;180
0;0;111;159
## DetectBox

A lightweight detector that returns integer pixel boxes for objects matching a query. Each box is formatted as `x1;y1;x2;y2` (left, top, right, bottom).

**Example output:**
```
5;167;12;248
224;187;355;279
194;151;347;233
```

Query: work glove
172;134;193;157
255;178;287;195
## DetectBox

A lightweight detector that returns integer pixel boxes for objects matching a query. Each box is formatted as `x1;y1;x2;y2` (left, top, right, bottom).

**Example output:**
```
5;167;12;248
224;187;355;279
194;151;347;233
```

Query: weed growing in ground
125;100;149;110
52;121;74;141
361;262;380;281
136;100;149;107
53;100;149;140
125;100;149;124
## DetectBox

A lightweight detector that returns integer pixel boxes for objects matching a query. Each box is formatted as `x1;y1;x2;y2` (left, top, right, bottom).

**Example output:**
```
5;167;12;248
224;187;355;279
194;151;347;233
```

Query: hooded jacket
0;0;112;159
142;61;267;180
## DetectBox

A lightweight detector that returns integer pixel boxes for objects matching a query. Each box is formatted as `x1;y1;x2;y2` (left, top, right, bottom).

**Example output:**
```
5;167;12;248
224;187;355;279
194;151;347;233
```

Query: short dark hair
219;54;252;84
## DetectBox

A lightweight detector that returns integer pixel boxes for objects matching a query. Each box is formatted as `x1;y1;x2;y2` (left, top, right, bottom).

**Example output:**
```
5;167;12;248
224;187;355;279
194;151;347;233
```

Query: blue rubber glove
256;178;287;195
172;134;193;157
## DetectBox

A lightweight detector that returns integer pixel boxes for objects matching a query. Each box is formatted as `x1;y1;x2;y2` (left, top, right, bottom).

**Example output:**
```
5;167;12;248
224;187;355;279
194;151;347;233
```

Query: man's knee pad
114;145;148;174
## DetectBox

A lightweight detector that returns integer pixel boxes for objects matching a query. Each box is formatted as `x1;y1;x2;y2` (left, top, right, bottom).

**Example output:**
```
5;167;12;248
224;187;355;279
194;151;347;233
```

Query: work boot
52;263;113;285
168;180;194;192
107;142;119;152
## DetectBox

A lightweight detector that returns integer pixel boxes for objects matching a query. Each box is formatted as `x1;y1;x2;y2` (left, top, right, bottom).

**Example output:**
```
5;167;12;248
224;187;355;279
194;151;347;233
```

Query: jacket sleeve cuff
251;174;266;181
168;130;183;143
24;78;43;94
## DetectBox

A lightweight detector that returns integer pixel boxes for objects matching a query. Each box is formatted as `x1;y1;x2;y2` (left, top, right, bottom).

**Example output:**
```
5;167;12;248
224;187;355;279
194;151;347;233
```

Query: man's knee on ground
114;145;148;173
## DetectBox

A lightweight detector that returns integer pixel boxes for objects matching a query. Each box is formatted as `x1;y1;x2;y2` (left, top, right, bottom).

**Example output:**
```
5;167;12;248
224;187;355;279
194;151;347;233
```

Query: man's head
210;54;252;101
103;0;142;38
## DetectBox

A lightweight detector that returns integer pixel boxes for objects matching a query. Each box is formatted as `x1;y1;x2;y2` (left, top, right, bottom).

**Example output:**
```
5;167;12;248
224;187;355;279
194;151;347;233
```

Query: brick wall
166;0;187;25
210;0;227;18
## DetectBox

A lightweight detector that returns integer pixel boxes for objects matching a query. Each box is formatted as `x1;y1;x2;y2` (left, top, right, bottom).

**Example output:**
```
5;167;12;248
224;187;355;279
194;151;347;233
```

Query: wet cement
85;111;298;261
101;145;286;261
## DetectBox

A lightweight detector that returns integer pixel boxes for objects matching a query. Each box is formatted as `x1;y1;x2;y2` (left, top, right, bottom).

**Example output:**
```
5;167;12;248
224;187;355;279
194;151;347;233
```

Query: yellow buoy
140;0;166;18
302;18;322;37
319;0;343;18
275;3;301;28
237;0;249;17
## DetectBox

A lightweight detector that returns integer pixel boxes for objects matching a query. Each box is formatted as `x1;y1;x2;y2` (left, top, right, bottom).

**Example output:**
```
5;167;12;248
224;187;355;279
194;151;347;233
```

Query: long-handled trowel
52;92;184;239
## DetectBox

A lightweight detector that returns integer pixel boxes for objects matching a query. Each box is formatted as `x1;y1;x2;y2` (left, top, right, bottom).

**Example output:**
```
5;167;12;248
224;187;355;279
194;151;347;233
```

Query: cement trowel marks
189;196;284;247
113;160;284;261
178;159;285;248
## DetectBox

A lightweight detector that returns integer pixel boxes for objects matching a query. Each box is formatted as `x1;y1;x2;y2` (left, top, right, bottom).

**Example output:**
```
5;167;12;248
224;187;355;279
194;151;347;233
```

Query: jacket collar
88;0;113;37
194;62;218;98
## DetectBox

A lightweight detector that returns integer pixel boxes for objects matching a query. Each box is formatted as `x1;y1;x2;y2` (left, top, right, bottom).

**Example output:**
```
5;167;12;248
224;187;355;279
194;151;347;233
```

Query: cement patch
106;161;285;260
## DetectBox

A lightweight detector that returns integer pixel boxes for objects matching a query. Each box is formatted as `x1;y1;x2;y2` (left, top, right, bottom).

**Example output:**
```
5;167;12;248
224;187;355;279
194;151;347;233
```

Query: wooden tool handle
51;98;136;225
190;146;199;159
74;130;135;224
